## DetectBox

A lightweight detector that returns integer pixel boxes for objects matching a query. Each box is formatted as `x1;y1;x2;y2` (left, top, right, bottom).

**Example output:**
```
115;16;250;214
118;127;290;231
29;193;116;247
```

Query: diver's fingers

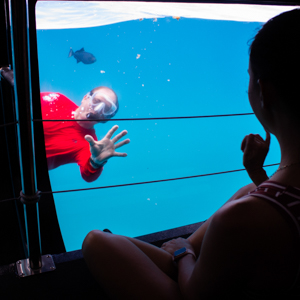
114;139;130;149
113;152;127;157
105;125;119;139
111;130;128;143
85;135;96;147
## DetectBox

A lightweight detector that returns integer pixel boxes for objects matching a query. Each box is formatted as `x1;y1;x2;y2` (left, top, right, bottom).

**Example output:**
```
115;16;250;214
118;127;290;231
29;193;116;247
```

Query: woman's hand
241;131;270;172
161;238;194;256
85;125;130;166
241;131;270;186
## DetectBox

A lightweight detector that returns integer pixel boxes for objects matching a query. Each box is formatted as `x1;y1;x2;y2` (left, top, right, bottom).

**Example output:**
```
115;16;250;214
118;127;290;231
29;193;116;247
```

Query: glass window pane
35;2;293;251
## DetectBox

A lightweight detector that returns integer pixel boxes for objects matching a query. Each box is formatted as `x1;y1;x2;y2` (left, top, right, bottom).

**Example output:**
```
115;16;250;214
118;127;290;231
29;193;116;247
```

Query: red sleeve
74;129;104;183
80;158;103;183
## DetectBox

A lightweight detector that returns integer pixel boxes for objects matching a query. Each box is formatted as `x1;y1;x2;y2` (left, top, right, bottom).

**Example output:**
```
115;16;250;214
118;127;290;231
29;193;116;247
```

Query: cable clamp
20;191;41;205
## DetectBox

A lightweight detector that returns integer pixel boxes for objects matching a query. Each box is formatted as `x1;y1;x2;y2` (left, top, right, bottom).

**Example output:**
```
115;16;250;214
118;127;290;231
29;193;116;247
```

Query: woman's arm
187;182;256;255
187;132;270;255
164;200;255;300
246;168;269;187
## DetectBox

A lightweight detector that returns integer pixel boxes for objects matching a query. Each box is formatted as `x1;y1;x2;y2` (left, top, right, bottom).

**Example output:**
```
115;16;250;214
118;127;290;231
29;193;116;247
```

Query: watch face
174;247;186;257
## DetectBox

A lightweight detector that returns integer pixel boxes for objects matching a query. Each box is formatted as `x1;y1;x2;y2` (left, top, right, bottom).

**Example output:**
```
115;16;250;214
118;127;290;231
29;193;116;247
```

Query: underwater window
35;1;295;251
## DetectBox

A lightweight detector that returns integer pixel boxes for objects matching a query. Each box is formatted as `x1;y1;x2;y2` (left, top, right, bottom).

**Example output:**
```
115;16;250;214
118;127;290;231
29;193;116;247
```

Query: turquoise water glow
37;16;280;251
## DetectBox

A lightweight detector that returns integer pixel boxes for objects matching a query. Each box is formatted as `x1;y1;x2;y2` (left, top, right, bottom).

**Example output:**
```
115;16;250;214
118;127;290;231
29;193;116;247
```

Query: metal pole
8;0;42;270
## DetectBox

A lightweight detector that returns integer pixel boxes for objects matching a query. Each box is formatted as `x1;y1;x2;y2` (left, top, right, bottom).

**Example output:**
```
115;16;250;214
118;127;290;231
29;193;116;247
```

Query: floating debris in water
136;54;141;59
173;16;180;20
153;18;157;22
100;70;105;73
139;18;144;21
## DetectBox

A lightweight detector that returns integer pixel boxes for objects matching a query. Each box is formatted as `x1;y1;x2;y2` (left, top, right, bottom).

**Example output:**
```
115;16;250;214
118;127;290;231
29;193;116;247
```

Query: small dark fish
68;47;96;64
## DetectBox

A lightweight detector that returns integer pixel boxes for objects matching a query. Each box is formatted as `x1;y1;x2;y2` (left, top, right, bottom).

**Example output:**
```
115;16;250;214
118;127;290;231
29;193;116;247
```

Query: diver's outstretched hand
241;131;270;186
85;125;130;167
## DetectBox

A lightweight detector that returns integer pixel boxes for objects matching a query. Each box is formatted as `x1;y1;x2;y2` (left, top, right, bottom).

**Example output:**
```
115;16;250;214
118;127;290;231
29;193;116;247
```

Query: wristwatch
89;157;107;169
173;247;196;262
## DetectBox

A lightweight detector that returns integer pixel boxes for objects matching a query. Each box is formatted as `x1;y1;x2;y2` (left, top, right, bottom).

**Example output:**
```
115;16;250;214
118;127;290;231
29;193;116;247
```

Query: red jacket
40;92;103;182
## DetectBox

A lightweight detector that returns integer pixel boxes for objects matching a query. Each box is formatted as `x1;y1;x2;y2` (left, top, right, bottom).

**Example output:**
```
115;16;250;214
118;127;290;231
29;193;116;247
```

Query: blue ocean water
36;17;280;251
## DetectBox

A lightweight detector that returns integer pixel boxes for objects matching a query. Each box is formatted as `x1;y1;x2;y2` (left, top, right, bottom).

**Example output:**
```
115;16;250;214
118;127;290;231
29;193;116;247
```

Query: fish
68;47;96;64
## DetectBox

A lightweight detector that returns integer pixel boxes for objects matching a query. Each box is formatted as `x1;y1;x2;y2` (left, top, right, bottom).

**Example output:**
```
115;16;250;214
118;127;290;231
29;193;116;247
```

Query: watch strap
173;247;196;262
90;157;107;169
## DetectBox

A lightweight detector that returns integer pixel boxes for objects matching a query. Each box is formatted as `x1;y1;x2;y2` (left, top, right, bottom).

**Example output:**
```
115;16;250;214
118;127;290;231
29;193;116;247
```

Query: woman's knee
82;230;107;257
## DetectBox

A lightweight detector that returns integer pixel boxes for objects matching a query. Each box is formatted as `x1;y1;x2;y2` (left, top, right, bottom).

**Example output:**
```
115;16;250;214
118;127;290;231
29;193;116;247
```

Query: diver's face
76;90;117;128
86;91;117;120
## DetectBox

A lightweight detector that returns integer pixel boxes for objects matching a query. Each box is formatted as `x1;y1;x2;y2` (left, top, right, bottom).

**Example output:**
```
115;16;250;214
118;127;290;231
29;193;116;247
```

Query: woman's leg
123;236;178;279
82;230;182;300
82;182;256;298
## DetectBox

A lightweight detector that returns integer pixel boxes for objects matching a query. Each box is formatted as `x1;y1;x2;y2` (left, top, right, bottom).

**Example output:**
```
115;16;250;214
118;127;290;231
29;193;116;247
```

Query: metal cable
1;112;275;202
0;163;280;202
0;121;18;128
41;163;280;195
0;196;20;203
32;112;254;122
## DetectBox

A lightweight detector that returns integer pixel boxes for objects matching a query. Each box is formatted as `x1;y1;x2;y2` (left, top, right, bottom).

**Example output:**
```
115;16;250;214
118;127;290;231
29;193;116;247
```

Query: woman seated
82;9;300;299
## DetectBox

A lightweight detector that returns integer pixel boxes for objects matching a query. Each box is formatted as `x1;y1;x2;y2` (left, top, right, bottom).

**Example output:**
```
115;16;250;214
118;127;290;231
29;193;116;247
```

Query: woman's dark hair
250;9;300;102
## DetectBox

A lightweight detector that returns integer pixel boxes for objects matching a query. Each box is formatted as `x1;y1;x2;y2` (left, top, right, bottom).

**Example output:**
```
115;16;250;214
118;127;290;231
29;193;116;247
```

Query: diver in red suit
40;86;129;182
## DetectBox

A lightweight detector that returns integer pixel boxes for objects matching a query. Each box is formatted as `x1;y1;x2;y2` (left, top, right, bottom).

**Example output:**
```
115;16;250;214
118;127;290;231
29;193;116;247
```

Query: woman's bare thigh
82;230;182;300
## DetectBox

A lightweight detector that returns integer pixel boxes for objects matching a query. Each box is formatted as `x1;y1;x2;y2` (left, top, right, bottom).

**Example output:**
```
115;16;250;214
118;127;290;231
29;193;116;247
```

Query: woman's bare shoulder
216;194;291;231
215;195;268;225
215;195;296;264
